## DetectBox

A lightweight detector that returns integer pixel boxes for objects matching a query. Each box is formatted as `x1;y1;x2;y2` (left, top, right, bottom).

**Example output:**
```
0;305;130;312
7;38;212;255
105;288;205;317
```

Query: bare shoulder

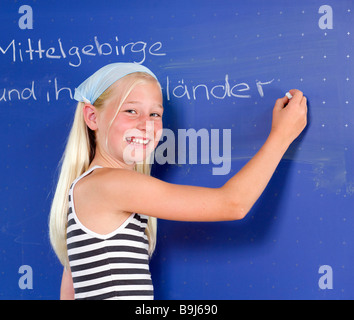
76;166;131;188
73;167;135;234
74;167;132;210
74;166;154;210
98;166;166;189
77;167;151;192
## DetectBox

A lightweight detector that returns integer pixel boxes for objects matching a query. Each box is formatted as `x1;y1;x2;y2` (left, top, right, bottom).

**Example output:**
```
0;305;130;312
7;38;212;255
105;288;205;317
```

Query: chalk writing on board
165;75;274;101
0;81;37;102
0;76;275;103
0;36;166;67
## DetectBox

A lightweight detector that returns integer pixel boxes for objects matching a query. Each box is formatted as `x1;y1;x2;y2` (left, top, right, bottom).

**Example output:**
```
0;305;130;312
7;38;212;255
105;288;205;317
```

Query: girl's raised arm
90;89;307;222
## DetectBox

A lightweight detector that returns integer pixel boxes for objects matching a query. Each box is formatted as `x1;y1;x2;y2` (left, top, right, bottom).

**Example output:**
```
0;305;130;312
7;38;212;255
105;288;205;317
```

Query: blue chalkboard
0;0;353;300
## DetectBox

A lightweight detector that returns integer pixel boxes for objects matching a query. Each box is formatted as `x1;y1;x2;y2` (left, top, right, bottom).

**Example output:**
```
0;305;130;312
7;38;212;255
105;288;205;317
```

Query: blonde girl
49;63;307;300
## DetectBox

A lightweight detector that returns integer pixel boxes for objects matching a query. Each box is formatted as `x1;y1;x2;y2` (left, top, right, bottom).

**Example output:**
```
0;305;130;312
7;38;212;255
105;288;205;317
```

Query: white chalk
286;92;293;99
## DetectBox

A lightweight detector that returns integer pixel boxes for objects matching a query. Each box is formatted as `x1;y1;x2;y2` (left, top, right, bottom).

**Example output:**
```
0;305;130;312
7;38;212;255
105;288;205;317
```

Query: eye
125;109;137;114
150;112;161;118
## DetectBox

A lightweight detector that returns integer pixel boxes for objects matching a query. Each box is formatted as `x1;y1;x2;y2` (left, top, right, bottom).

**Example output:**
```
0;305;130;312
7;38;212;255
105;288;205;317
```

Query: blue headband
74;63;158;105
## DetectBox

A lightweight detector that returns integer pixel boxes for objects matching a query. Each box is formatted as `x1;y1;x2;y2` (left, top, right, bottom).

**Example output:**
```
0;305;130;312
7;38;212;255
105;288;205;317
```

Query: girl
49;63;307;300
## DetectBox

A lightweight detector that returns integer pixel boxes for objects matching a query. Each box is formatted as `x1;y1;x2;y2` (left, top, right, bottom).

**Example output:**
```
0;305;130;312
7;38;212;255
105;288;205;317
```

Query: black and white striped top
66;166;154;300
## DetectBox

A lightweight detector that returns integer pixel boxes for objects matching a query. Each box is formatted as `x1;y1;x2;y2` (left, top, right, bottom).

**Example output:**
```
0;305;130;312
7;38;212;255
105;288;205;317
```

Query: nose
136;114;149;131
136;116;155;138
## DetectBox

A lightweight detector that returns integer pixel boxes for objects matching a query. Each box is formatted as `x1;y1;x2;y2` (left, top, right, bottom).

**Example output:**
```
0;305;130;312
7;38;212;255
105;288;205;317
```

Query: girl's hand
270;89;308;147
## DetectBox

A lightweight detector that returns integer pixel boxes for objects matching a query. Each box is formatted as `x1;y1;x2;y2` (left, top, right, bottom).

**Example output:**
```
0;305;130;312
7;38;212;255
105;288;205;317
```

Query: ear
83;104;98;131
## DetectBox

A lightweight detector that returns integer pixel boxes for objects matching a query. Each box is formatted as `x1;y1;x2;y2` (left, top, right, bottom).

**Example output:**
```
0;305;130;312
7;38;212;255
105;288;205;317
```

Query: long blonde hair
49;72;159;267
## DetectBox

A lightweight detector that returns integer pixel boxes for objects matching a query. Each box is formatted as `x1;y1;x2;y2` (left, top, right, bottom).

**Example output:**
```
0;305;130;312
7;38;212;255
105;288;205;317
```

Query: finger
288;89;303;96
302;96;308;113
274;96;289;110
288;89;304;104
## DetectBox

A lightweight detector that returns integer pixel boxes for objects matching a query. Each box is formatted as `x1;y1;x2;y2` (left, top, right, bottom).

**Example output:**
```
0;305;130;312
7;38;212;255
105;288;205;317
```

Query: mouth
125;136;151;146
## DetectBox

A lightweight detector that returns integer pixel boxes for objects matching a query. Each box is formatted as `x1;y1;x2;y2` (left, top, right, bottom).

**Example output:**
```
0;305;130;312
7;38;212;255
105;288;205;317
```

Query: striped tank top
66;166;154;300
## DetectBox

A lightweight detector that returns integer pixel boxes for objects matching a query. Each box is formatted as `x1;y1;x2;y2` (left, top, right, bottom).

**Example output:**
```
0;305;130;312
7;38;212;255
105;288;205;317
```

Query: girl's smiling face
95;80;163;168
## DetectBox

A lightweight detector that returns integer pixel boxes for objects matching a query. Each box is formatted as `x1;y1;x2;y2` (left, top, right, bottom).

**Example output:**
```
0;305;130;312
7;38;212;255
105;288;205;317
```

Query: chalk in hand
285;92;293;99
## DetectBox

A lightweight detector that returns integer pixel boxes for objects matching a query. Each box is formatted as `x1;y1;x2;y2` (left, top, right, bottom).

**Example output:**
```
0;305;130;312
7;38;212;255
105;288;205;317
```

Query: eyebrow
125;100;164;109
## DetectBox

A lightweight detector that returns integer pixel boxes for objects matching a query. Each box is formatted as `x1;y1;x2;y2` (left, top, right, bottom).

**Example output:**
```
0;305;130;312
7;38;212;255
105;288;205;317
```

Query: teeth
126;137;150;145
